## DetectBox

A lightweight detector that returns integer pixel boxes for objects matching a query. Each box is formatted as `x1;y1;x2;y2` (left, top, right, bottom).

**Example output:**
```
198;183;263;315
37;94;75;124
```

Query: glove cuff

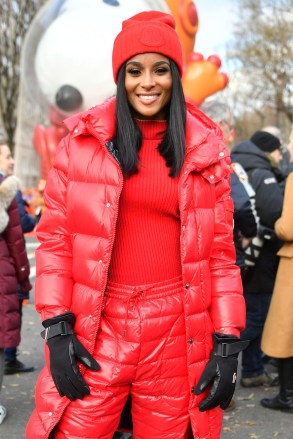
42;312;75;328
212;333;249;357
41;312;75;340
41;320;74;340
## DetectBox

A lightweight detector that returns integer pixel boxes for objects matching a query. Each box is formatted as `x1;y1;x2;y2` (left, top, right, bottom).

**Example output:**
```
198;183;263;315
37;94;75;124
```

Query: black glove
41;312;100;401
192;333;249;411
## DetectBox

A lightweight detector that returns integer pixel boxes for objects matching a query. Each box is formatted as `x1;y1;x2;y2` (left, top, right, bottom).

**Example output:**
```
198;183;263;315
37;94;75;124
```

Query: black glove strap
41;321;74;340
213;339;249;357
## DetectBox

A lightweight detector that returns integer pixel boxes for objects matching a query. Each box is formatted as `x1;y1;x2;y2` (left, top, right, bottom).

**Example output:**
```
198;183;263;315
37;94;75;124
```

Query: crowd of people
0;9;292;439
201;100;293;415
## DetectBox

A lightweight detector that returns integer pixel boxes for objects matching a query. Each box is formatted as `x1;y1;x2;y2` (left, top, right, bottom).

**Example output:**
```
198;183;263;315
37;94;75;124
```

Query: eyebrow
126;60;170;67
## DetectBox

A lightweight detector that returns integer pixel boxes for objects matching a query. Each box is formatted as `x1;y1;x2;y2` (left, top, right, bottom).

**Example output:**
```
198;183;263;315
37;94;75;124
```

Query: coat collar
63;97;116;143
64;97;230;179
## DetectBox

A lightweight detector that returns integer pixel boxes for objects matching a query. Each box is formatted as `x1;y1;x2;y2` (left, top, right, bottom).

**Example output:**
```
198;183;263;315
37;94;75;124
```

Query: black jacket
15;190;36;234
231;171;257;270
232;140;284;293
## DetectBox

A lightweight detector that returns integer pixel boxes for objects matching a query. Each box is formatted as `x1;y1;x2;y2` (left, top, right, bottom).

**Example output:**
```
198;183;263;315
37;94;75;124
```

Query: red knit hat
112;11;183;83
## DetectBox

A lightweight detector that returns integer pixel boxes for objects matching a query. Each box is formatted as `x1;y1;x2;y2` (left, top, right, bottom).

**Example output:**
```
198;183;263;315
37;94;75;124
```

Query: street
0;236;292;438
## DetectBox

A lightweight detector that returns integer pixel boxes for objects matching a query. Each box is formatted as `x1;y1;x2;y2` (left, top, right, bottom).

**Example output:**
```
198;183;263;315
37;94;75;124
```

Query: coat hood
184;101;230;174
0;175;20;233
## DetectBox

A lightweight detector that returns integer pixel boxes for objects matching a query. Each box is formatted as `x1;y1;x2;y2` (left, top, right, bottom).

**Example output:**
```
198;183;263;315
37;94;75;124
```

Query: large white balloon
24;0;169;114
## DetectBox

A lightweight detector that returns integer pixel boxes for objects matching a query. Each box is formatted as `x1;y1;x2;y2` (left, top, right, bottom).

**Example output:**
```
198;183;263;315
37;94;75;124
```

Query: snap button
48;412;52;417
188;338;193;344
89;314;92;318
184;171;188;174
185;283;190;289
98;260;103;264
219;151;224;157
209;174;215;180
74;129;78;133
106;203;110;207
21;267;25;271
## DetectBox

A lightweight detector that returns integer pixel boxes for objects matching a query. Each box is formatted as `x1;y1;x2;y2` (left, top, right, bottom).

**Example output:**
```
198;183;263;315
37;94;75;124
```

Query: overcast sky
194;0;236;64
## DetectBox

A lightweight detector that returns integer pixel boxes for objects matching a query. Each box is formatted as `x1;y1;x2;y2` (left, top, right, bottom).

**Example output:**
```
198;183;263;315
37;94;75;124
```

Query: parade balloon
21;0;228;179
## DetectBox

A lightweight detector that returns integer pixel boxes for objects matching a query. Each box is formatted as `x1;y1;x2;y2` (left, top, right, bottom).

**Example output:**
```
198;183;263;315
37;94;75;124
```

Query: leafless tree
0;0;45;151
227;0;293;138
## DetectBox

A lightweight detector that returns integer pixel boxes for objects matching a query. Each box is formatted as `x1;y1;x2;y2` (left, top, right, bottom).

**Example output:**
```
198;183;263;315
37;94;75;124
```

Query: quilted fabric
26;98;245;439
0;176;31;348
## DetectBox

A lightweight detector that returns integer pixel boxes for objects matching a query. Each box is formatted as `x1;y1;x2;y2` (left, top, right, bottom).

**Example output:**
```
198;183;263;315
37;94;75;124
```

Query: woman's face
125;53;172;120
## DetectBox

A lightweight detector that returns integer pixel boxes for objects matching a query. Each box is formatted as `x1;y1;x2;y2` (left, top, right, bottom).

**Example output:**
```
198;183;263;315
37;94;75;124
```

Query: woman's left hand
192;333;249;411
192;354;238;411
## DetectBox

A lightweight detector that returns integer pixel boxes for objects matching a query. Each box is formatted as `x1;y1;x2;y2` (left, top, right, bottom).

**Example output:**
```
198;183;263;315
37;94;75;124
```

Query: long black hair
113;59;186;177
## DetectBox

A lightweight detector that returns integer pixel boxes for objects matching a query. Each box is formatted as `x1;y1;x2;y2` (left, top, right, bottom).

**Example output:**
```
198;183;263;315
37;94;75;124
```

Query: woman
27;11;247;439
261;171;293;412
0;174;32;424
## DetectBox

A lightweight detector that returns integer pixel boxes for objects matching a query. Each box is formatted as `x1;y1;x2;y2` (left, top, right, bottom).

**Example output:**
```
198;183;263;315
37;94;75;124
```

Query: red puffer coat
27;98;245;439
0;176;32;348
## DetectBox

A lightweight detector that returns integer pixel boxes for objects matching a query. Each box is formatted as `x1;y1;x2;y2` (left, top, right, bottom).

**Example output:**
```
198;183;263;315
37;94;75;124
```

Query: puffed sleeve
209;167;246;337
35;135;74;321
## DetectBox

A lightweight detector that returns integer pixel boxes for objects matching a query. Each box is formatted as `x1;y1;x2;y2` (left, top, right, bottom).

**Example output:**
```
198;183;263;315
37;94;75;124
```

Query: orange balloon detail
33;106;68;180
165;1;229;105
183;54;229;105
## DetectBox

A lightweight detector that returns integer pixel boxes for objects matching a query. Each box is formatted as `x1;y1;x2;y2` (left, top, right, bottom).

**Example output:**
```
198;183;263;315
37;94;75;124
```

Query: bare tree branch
0;0;46;151
227;0;293;134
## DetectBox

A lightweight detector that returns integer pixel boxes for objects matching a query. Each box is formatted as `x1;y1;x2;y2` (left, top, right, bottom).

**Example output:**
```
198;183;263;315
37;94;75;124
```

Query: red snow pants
54;276;191;439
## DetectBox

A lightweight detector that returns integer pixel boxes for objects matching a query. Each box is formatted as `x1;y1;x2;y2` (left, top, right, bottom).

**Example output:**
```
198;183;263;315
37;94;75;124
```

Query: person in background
260;126;293;370
27;11;247;439
260;138;293;413
0;174;32;424
232;130;284;387
262;126;293;177
0;141;35;374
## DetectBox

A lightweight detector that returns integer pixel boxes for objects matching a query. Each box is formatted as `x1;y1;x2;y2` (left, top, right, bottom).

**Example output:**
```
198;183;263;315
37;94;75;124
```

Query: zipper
178;167;202;403
178;168;195;397
85;122;124;349
178;168;187;283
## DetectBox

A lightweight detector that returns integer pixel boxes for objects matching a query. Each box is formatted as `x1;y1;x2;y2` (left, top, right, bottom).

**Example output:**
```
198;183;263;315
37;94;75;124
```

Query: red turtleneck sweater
108;119;181;285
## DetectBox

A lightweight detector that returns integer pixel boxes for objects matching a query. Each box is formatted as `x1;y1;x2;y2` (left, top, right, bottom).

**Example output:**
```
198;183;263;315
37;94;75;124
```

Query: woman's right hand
42;313;100;400
47;332;100;400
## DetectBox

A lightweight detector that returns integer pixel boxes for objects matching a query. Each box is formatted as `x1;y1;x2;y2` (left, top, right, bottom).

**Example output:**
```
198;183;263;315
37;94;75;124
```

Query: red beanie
112;11;183;83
